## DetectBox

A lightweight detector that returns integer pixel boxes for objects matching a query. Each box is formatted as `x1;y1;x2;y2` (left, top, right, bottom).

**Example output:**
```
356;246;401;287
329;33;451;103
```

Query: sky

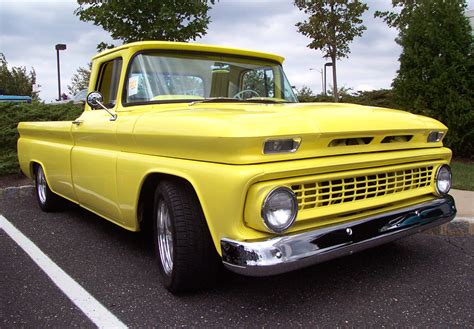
1;0;473;102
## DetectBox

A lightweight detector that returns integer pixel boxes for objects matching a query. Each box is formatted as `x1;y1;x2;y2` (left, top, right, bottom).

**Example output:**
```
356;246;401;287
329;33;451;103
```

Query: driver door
71;57;123;222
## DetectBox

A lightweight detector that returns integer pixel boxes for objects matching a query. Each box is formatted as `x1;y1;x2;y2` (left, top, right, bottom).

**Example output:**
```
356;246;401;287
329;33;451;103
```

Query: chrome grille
291;166;434;210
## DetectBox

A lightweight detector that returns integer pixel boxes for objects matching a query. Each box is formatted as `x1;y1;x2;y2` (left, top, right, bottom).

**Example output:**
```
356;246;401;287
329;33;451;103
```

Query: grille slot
328;137;373;147
291;166;433;210
381;135;413;143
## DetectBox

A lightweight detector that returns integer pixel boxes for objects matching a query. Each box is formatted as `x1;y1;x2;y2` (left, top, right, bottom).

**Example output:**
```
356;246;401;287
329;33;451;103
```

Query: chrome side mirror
86;91;103;109
86;91;117;121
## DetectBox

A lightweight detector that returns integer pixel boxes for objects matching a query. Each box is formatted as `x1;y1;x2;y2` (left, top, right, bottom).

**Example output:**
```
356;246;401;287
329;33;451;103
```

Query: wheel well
137;173;200;232
30;162;40;177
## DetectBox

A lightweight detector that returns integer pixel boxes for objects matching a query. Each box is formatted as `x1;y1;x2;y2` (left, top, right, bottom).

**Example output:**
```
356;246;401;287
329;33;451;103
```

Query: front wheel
34;165;62;212
153;180;220;293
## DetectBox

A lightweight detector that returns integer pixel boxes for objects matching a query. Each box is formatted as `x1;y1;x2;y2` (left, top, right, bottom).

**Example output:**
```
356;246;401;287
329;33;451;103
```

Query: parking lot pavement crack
444;237;474;259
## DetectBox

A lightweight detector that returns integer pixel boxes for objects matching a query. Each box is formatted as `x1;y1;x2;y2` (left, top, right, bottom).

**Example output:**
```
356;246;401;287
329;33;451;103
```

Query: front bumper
221;196;456;276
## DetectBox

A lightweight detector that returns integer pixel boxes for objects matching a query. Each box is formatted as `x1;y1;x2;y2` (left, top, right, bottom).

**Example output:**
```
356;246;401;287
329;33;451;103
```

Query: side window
96;58;122;107
241;68;275;98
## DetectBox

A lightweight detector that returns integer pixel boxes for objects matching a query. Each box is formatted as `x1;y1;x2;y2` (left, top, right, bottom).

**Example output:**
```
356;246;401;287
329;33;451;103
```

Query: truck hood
130;102;447;164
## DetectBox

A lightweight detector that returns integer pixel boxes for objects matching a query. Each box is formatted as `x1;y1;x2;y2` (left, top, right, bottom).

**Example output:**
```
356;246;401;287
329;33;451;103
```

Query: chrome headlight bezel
434;164;452;196
261;186;298;233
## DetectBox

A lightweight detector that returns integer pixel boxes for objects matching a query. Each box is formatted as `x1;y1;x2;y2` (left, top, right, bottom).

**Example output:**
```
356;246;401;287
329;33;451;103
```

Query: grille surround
291;166;434;210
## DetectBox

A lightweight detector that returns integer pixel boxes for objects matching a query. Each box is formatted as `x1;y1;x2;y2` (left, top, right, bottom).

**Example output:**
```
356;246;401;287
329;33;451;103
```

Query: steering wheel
233;89;260;99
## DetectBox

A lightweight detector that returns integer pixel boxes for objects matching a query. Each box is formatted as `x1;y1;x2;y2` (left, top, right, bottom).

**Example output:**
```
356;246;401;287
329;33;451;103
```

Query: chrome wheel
157;200;174;276
36;167;47;204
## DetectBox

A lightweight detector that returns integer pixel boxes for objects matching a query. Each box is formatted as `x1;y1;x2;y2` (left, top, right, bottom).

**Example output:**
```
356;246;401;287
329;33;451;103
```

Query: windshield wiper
189;97;289;105
189;97;244;105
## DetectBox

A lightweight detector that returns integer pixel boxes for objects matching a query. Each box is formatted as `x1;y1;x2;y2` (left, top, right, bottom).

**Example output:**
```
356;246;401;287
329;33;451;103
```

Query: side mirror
86;91;117;121
86;91;104;109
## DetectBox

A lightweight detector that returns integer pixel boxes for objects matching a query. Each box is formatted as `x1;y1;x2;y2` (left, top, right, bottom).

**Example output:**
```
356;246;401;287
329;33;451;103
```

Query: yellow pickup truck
17;41;456;293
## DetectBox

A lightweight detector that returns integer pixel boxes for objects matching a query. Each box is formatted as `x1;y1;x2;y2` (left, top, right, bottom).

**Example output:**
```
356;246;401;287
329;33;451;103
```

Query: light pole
309;68;324;95
324;62;333;96
55;44;67;101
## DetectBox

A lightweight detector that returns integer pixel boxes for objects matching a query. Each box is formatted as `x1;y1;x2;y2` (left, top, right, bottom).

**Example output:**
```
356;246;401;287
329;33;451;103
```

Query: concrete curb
0;185;34;200
426;219;474;236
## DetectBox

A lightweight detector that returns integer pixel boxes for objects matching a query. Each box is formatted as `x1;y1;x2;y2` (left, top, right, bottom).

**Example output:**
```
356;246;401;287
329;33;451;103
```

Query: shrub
390;0;474;158
298;87;397;109
0;102;83;175
343;89;396;109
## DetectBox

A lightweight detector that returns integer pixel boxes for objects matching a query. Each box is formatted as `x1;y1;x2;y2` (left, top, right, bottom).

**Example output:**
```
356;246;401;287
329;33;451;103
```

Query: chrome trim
157;200;174;275
36;167;47;204
435;164;452;196
222;196;456;277
261;187;298;233
86;91;117;121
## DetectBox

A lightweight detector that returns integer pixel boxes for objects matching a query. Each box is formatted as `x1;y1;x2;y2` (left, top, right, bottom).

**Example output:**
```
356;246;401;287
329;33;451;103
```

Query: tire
153;180;220;293
34;165;62;212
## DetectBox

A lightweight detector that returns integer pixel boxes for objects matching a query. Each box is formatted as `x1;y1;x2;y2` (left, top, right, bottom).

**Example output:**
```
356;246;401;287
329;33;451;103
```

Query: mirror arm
96;100;117;121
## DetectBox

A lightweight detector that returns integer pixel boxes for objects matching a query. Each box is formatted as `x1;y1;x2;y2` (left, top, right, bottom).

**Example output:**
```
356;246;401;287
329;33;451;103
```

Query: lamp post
324;62;333;96
55;44;67;101
309;68;324;95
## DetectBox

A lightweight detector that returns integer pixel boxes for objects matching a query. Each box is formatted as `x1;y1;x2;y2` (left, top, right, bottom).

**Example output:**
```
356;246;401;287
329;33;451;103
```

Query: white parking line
0;215;127;329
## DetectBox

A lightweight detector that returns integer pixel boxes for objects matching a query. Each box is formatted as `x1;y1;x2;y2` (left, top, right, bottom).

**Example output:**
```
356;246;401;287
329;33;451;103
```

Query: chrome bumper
221;196;456;276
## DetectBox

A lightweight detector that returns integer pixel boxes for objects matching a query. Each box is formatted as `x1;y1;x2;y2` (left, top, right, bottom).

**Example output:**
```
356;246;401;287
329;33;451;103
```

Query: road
1;194;473;327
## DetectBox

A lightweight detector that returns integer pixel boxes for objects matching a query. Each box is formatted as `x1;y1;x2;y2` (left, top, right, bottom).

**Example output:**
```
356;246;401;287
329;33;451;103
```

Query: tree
377;0;474;157
241;69;275;98
374;0;418;33
68;63;91;95
294;0;368;102
75;0;216;51
0;53;40;100
296;85;317;102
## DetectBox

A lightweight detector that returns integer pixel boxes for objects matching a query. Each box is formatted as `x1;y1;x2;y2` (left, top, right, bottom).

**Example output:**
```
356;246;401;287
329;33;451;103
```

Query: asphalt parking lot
1;193;473;328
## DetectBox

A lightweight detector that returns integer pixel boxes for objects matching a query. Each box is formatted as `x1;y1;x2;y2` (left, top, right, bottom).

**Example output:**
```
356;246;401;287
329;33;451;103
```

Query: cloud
0;0;112;101
1;0;472;101
199;0;403;94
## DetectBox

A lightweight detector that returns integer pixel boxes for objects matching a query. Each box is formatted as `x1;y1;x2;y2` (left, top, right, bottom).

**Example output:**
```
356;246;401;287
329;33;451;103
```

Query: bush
343;89;397;109
297;87;397;109
390;0;473;159
0;102;83;175
297;87;471;158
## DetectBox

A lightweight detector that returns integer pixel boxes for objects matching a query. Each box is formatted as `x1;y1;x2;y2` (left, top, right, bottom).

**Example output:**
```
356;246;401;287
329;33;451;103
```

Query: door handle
72;120;83;126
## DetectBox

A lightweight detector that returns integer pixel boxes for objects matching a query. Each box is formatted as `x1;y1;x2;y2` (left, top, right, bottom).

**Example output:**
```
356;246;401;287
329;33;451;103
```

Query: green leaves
385;0;474;158
0;102;85;175
67;63;91;95
294;0;368;102
294;0;368;60
75;0;216;49
0;53;39;101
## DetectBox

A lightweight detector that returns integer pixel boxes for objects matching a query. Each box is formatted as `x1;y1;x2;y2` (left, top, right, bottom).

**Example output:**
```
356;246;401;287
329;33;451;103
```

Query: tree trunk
332;56;338;103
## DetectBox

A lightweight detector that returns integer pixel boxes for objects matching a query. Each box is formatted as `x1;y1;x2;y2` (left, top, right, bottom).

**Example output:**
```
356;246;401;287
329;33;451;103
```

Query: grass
451;159;474;191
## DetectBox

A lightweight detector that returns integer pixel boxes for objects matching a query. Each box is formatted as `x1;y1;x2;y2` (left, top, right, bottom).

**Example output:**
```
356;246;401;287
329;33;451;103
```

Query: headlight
435;164;452;196
261;187;298;233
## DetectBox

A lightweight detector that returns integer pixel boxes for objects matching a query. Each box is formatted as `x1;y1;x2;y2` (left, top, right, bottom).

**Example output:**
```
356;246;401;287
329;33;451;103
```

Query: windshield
125;52;298;104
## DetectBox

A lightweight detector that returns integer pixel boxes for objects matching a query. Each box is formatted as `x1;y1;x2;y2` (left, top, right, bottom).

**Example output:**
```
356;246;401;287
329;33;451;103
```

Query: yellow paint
92;41;285;64
17;42;453;255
